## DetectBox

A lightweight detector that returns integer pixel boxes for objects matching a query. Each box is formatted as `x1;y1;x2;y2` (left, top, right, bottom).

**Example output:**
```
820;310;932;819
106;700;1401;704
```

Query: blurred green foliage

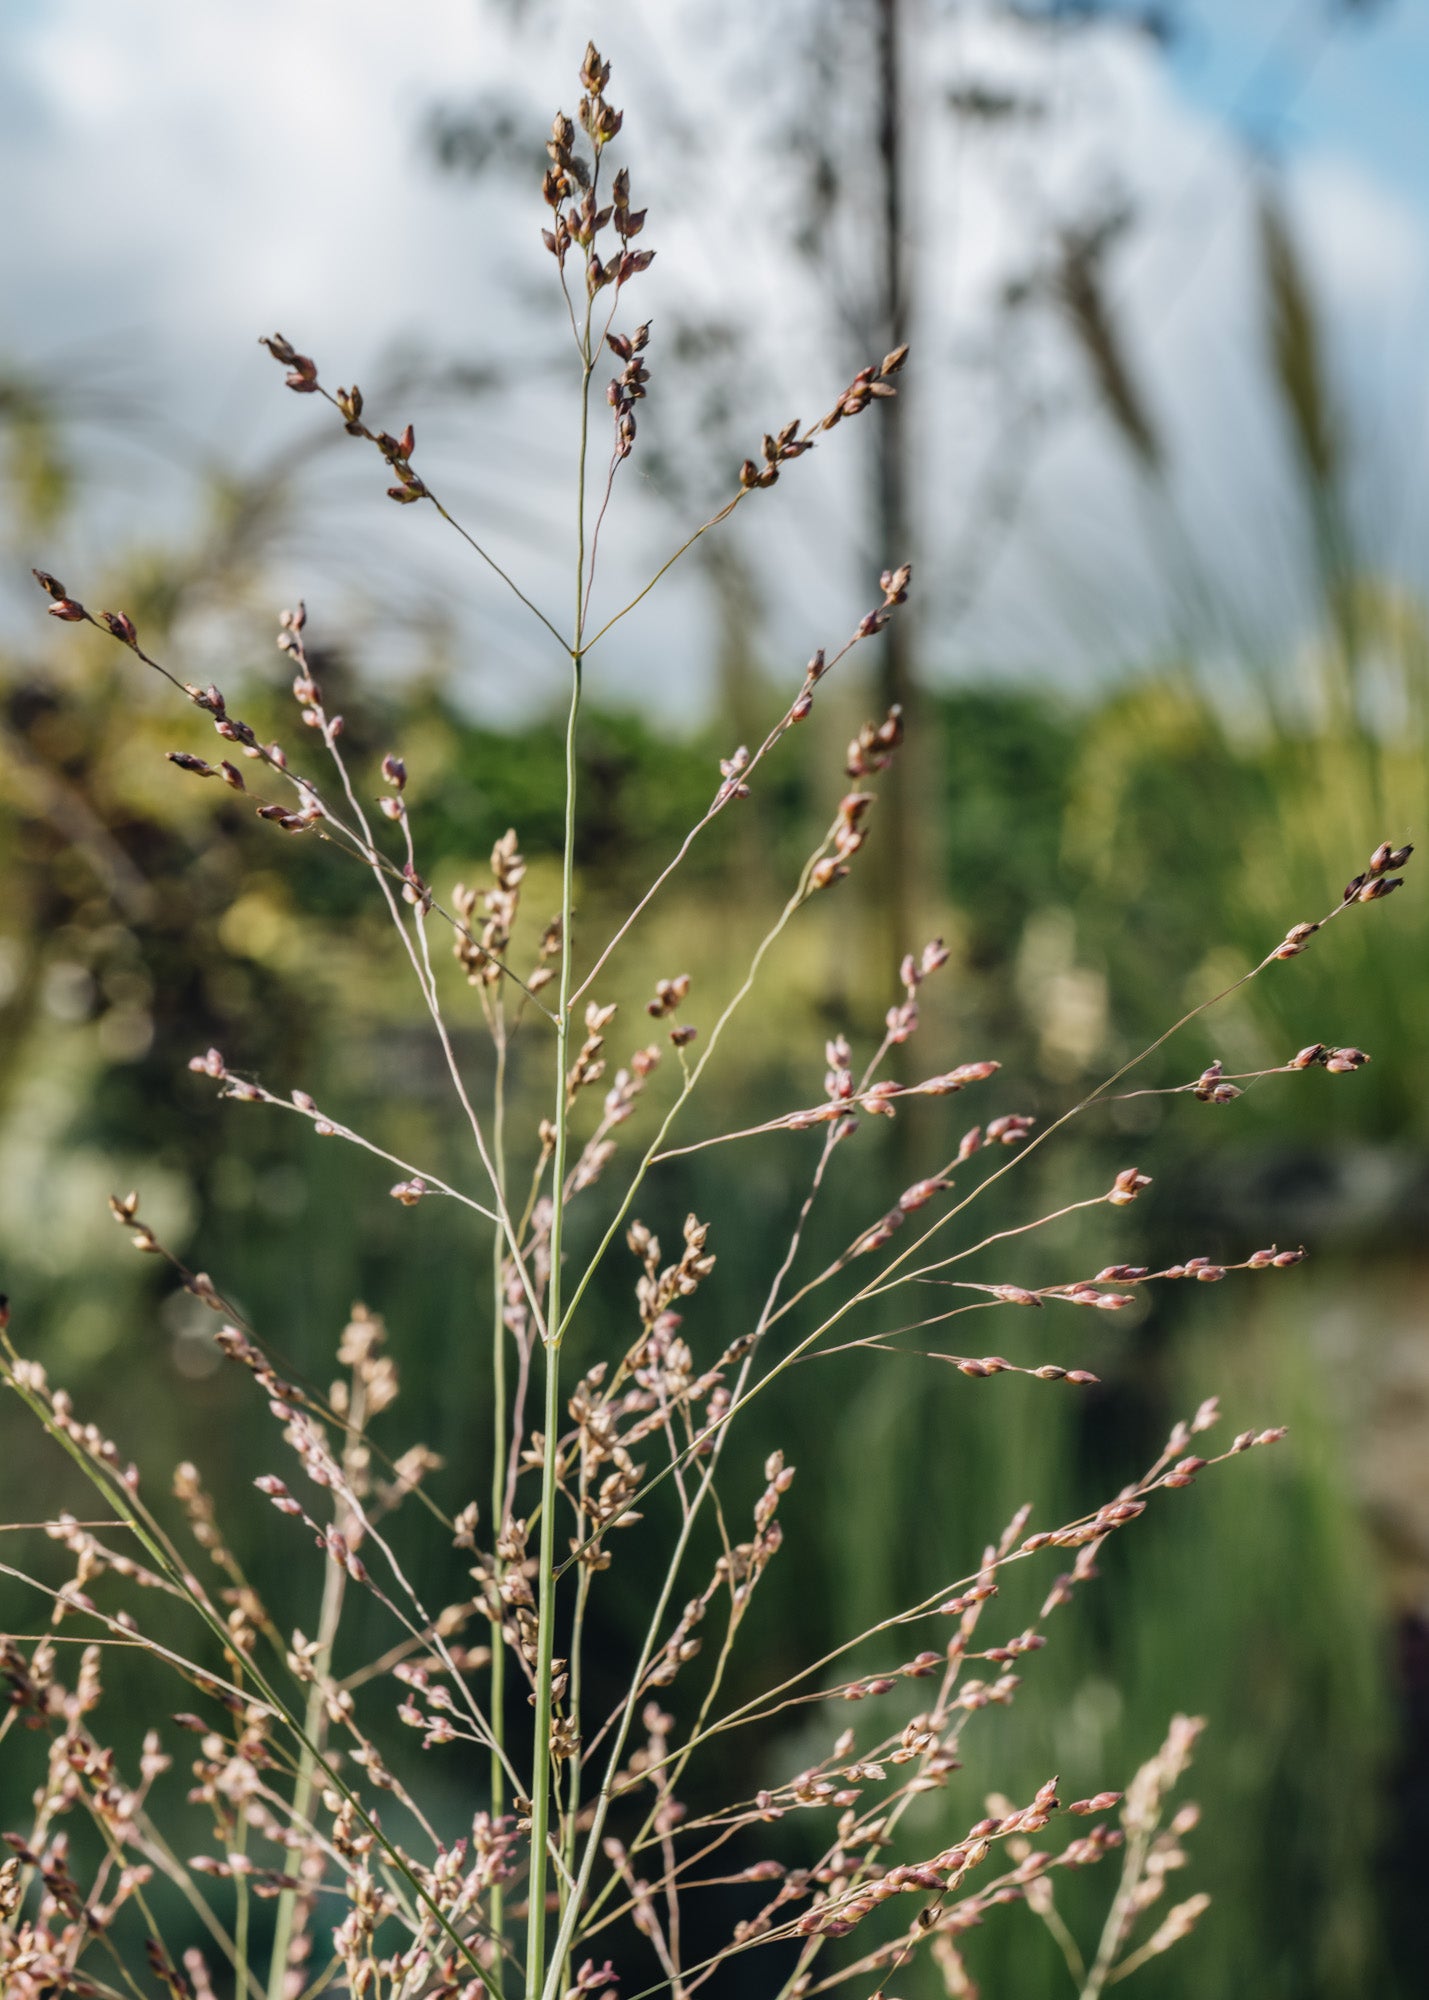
2;610;1421;1995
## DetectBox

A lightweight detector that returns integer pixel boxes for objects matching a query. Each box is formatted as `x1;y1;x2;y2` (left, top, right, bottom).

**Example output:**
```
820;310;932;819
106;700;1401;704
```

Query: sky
2;0;1427;722
1170;0;1429;202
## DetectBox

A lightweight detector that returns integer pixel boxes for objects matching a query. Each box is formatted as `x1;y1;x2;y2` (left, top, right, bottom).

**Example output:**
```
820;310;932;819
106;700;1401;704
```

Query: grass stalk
525;236;597;2000
489;1013;510;1974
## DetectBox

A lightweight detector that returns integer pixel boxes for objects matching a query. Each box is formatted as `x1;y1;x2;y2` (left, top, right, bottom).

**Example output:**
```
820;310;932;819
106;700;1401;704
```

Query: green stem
525;1312;567;1999
490;1016;510;1975
537;1455;707;2000
1079;1824;1151;1999
230;1639;253;1990
562;1558;593;1893
525;243;596;2000
266;1439;353;2000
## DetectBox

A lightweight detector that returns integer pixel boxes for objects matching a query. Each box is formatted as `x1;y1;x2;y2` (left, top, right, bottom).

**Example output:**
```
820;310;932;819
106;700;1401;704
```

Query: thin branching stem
558;835;834;1345
489;1004;511;1960
526;168;602;1999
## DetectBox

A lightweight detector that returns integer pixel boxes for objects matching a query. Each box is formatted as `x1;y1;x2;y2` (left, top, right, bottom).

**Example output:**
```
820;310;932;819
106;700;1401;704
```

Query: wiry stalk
232;1778;250;1999
266;1373;364;2000
525;226;597;2000
489;1014;510;1969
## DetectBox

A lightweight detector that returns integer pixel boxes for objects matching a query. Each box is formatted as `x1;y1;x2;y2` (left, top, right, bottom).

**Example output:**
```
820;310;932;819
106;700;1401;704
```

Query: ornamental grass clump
1;44;1412;2000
